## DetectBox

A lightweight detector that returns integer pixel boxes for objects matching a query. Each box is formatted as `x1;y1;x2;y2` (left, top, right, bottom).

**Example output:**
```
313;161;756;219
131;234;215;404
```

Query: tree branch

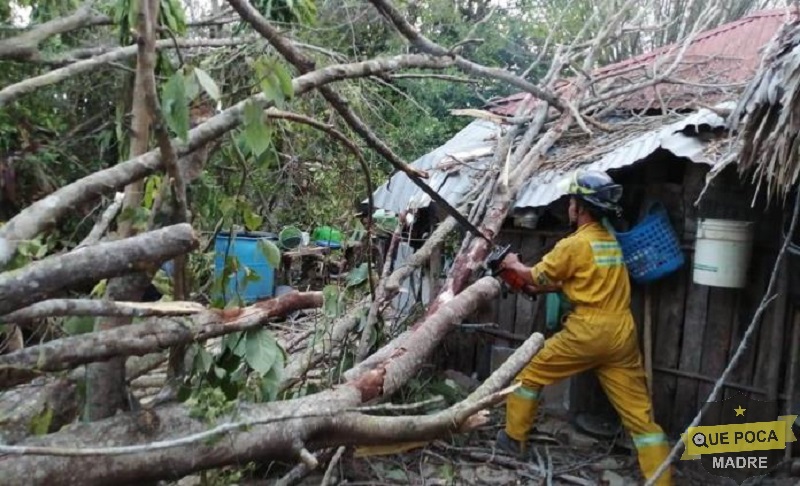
0;53;453;267
0;223;197;317
1;299;206;324
0;293;543;485
76;192;125;248
0;37;251;106
365;0;564;110
0;291;323;388
0;2;109;61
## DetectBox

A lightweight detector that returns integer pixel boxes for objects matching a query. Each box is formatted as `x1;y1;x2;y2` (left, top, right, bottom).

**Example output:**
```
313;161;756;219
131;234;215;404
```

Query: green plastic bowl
312;225;343;244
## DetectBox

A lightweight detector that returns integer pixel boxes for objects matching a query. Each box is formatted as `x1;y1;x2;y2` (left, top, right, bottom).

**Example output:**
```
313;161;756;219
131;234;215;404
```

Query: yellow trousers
505;308;673;486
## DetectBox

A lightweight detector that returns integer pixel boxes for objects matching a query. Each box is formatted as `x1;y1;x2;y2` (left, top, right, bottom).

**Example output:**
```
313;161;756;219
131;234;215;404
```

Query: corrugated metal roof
369;119;500;214
487;9;790;115
367;106;730;215
513;107;729;209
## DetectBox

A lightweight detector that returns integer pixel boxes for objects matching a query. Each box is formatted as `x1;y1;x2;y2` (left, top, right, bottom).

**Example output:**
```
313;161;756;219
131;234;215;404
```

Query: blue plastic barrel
213;231;278;305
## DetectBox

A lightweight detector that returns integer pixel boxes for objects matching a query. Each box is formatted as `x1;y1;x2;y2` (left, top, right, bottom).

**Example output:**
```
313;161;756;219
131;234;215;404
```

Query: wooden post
784;308;800;461
644;284;654;420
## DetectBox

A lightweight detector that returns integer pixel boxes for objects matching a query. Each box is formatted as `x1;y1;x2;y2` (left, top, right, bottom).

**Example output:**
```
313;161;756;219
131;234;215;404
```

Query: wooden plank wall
440;157;798;439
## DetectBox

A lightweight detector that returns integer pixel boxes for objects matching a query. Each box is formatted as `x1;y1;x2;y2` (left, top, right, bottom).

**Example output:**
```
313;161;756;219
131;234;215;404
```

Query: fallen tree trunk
0;277;512;485
0;54;452;267
0;291;323;389
0;223;197;316
2;299;206;325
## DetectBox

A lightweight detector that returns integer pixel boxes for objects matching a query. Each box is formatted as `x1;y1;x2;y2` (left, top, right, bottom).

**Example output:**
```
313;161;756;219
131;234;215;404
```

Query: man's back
531;221;630;313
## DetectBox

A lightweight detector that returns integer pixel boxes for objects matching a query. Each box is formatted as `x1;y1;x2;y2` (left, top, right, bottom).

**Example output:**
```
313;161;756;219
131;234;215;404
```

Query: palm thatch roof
730;10;800;203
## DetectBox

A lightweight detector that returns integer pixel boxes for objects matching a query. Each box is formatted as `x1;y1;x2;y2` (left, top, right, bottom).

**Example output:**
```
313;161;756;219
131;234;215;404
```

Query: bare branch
0;2;110;61
76;192;124;248
0;290;323;388
365;0;565;110
0;37;251;106
1;299;206;325
0;305;543;486
0;224;197;317
0;53;454;267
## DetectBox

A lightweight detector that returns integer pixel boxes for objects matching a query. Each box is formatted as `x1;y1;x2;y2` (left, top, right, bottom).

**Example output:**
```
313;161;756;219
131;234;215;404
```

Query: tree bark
0;291;323;389
0;53;452;268
0;224;197;317
1;299;206;324
0;3;109;61
0;279;538;486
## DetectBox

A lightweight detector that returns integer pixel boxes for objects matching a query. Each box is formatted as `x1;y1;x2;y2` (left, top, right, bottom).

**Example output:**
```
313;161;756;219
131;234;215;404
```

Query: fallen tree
0;277;525;486
0;223;197;316
0;290;323;388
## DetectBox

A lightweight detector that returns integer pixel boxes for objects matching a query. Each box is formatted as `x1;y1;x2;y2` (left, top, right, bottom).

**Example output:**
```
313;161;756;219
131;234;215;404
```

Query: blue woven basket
614;203;684;283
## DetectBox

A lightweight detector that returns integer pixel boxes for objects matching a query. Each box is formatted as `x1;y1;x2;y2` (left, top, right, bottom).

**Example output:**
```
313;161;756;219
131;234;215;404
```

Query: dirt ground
251;408;800;486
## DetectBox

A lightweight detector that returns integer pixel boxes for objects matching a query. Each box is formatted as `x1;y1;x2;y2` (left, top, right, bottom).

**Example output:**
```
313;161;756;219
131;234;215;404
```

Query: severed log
0;291;323;389
0;376;79;445
0;278;537;486
0;223;197;317
2;300;206;325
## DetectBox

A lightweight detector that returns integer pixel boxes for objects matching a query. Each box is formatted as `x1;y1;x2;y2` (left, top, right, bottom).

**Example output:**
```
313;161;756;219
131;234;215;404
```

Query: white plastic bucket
693;218;754;288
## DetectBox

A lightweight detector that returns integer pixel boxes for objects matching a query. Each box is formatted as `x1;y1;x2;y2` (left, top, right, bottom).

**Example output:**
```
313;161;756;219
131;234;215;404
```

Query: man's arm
499;253;562;294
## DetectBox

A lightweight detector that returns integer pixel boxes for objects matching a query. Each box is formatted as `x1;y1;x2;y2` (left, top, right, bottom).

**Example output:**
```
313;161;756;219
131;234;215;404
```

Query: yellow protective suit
505;221;673;486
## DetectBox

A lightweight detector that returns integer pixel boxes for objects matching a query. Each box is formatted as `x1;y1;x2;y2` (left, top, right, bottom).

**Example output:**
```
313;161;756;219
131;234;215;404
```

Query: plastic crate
614;203;684;283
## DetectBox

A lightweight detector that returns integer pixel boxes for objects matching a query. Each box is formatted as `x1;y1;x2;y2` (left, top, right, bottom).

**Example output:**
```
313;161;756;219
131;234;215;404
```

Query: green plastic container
312;226;343;246
279;226;303;249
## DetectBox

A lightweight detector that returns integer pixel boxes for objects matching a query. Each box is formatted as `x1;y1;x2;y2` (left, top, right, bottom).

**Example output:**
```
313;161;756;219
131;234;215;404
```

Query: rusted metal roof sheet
368;119;500;215
513;106;730;210
487;9;790;115
368;106;730;215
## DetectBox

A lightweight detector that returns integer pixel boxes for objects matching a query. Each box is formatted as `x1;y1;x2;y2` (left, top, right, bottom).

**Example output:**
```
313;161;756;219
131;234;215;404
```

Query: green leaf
143;175;161;209
346;263;369;288
63;316;94;335
273;62;294;99
259;364;283;402
29;407;53;436
244;328;280;374
194;67;221;101
161;71;190;140
242;101;272;156
243;207;263;231
256;239;281;269
253;57;284;106
183;71;200;101
223;332;247;357
322;285;341;318
193;345;214;374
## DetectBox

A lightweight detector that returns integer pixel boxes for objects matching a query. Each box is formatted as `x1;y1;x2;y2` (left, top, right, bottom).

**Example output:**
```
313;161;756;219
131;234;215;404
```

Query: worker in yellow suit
495;170;673;486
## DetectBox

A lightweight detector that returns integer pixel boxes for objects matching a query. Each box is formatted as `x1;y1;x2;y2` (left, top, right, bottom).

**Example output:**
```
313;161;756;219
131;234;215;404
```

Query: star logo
734;405;746;417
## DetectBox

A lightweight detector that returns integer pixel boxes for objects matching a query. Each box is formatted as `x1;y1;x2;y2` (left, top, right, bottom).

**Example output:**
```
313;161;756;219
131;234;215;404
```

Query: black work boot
495;429;526;457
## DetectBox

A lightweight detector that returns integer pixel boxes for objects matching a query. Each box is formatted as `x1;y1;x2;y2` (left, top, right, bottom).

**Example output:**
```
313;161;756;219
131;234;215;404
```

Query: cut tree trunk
0;278;517;486
0;291;323;389
86;0;161;422
0;223;197;317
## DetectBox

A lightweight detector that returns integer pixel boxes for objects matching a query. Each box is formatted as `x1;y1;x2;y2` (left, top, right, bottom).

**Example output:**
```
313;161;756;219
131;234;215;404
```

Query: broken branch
0;223;197;317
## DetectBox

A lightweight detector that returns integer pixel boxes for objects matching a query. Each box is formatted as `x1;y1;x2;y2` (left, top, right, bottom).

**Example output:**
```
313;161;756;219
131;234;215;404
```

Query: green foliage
179;327;286;414
28;406;53;436
242;100;272;157
252;56;294;107
251;0;317;25
161;70;190;140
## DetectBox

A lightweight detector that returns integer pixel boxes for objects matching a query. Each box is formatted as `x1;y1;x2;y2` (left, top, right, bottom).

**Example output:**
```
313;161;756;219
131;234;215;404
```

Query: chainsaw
395;169;536;297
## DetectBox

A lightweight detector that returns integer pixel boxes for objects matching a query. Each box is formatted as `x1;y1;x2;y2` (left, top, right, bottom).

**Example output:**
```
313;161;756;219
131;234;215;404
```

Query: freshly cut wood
0;224;197;316
0;280;542;486
2;299;206;324
0;291;323;389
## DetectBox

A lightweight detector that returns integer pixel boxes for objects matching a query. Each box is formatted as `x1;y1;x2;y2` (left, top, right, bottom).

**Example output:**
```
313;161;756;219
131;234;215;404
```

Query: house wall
437;155;800;439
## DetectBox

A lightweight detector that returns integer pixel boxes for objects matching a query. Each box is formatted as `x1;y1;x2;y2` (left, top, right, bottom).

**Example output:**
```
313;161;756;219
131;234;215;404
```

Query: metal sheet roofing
367;106;730;215
487;9;790;115
369;119;500;214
